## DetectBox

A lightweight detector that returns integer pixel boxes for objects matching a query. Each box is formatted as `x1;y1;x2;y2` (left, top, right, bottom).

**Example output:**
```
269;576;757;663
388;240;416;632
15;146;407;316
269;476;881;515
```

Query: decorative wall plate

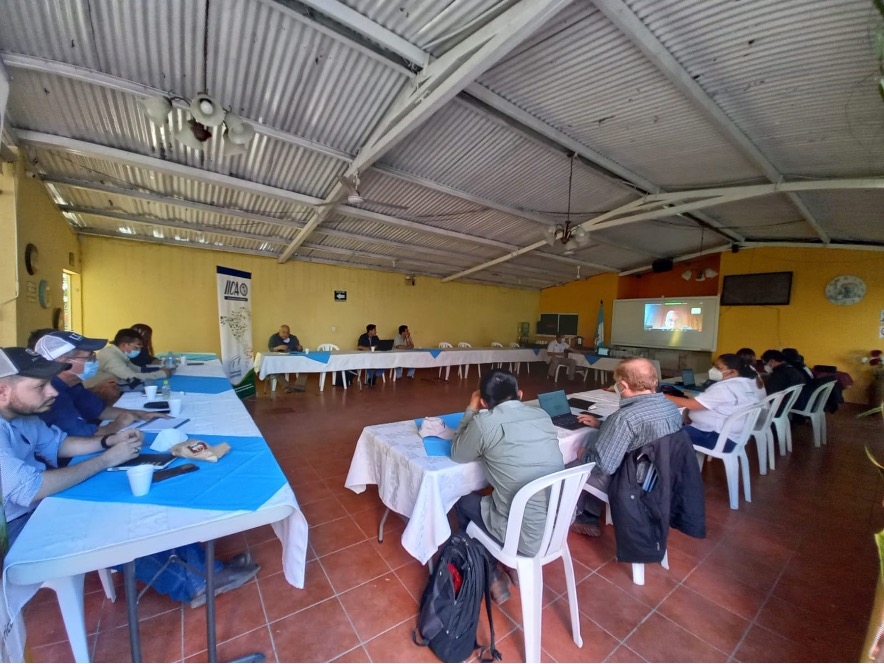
38;279;52;309
824;275;866;306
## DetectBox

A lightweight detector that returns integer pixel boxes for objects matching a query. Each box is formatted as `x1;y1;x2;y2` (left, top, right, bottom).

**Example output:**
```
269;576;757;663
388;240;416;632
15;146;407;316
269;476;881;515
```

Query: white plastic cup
145;385;158;399
126;465;154;497
180;356;188;366
168;398;182;417
371;346;376;352
303;348;309;354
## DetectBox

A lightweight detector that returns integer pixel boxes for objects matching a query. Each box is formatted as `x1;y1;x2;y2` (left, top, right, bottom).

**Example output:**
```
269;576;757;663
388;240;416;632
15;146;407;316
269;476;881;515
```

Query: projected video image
644;303;703;332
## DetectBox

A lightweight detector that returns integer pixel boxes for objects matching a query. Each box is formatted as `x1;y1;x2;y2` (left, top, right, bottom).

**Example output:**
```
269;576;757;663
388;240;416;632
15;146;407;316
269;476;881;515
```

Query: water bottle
161;379;171;400
164;352;176;371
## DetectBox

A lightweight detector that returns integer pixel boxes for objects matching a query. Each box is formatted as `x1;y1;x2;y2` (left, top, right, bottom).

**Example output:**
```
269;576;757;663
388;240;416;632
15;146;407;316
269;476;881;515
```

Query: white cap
419;417;456;440
35;331;107;360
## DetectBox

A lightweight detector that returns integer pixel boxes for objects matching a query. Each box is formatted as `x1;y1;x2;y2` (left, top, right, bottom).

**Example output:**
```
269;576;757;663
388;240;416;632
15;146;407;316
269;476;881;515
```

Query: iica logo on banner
216;266;253;383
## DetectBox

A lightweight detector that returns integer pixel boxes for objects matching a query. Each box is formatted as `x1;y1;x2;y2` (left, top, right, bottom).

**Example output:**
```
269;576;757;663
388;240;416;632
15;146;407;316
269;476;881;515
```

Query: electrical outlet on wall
331;326;336;332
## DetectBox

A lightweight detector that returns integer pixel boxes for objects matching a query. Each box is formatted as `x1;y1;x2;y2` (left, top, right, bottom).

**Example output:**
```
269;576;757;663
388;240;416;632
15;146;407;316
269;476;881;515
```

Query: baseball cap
418;417;456;440
0;347;71;379
35;331;107;361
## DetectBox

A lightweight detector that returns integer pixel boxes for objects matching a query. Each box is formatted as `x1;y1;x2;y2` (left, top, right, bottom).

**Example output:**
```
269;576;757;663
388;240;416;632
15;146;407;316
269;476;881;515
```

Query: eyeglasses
69;353;96;363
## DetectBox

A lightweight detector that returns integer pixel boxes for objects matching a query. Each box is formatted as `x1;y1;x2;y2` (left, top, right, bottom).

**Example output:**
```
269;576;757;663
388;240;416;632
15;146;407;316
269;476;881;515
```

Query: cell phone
144;401;169;409
153;463;198;483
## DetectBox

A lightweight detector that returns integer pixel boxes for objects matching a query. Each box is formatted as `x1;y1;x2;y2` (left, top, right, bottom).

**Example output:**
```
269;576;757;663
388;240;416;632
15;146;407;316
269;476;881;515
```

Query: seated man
393;324;416;380
34;331;170;436
451;368;564;602
357;324;383;387
761;349;808;395
28;328;119;404
547;333;577;381
0;347;259;607
570;358;683;537
267;325;308;393
85;328;171;391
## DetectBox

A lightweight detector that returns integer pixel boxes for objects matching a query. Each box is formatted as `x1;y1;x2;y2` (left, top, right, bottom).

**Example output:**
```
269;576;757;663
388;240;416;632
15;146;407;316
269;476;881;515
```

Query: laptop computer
537;390;585;430
375;339;395;351
680;369;708;391
597;347;610;357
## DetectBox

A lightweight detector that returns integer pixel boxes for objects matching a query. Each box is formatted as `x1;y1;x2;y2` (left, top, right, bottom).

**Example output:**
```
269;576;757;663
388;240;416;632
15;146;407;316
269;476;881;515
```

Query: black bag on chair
412;531;501;663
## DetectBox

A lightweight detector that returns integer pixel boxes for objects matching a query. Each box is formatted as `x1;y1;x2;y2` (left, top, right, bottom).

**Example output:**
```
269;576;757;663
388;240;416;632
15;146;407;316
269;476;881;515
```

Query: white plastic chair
789;380;837;447
467;463;594;663
579;484;667;585
693;402;765;510
456;342;480;380
491;342;504;369
553;362;589;383
770;383;804;456
750;390;789;475
253;351;290;396
316;344;348;390
438;342;453;380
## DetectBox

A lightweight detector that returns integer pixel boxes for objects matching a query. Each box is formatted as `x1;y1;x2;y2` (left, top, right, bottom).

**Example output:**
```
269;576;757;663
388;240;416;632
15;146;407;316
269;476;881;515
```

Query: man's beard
8;393;54;416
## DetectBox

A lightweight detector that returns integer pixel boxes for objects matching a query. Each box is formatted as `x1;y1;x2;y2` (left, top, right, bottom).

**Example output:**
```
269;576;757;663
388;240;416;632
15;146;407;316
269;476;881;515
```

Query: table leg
43;573;90;663
206;540;217;662
378;507;390;543
124;561;142;662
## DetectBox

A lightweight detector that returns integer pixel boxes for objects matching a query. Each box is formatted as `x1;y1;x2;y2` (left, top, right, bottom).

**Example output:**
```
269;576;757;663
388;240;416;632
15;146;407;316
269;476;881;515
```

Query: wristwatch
100;434;112;449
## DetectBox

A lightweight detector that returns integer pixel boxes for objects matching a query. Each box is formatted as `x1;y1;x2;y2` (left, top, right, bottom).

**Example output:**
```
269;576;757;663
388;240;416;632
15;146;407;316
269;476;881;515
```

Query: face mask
126;349;141;359
613;381;623;396
708;367;724;382
764;364;773;374
74;360;99;381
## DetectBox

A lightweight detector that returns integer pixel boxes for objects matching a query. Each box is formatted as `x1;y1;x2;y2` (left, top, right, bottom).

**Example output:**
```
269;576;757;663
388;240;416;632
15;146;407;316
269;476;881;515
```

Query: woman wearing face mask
130;323;160;369
84;328;172;391
664;354;764;451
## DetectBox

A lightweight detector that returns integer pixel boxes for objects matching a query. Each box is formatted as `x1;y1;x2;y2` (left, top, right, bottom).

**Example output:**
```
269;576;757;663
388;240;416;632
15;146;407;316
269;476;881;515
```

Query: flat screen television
536;313;579;336
721;272;793;306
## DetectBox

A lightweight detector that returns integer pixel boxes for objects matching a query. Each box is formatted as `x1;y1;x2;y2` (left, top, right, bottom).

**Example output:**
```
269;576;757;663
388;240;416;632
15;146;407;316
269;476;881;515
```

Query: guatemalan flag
594;300;604;347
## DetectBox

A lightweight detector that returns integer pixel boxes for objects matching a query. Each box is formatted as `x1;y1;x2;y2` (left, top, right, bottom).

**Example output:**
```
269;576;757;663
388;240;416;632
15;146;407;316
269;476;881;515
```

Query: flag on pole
594;300;604;347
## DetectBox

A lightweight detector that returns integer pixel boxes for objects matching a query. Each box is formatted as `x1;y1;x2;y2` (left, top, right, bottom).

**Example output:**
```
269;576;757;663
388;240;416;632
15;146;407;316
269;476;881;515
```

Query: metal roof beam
278;0;571;261
594;0;830;244
76;227;279;258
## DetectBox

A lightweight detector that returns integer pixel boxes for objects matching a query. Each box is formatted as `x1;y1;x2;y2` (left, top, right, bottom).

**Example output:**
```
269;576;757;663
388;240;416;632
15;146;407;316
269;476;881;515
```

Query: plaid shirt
581;392;683;475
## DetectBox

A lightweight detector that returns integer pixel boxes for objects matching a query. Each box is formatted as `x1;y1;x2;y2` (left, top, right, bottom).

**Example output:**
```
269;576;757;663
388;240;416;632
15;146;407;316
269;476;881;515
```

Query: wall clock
824;275;866;306
24;243;39;275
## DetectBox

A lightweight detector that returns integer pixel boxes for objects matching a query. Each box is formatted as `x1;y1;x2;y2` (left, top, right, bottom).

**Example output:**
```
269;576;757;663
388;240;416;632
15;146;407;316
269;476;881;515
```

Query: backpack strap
477;556;502;663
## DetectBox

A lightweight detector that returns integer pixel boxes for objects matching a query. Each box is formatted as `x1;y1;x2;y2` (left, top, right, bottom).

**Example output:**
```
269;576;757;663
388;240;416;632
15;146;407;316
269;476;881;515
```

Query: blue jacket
39;377;105;437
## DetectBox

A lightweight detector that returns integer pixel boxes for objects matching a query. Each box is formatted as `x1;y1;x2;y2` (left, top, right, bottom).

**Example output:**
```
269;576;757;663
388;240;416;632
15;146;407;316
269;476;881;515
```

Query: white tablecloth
2;359;308;662
344;390;619;564
257;347;544;380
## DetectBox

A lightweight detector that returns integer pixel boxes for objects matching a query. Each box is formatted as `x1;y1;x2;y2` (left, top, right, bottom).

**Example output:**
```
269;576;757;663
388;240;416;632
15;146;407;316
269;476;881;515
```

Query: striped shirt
580;392;683;475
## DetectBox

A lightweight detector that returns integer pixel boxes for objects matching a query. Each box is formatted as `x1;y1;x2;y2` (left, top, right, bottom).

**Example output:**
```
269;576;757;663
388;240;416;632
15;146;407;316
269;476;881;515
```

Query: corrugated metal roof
628;0;884;177
476;1;763;187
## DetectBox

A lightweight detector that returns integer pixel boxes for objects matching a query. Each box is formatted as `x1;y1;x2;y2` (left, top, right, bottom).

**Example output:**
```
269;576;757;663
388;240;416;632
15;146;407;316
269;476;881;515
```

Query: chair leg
811;413;821;447
319;372;327;391
661;550;670;570
43;574;90;663
754;434;767;475
516;559;544;663
604;502;612;525
98;568;116;602
767;429;776;472
631;563;645;585
820;413;827;446
723;457;740;509
560;548;583;648
739;451;752;503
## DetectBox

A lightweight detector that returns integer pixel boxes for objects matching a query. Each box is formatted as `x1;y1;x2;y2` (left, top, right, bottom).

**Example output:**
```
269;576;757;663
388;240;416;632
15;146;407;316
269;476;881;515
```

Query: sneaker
489;566;511;605
190;560;261;608
292;385;306;392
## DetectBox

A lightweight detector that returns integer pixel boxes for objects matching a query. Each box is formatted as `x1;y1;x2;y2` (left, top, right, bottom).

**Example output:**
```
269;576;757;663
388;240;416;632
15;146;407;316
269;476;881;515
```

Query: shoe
189;560;261;608
489;566;511;605
570;514;601;537
284;385;296;393
292;385;306;392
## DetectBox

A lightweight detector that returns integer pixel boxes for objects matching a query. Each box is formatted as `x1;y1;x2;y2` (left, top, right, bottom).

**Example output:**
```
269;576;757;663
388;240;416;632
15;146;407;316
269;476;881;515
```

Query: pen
172;418;191;429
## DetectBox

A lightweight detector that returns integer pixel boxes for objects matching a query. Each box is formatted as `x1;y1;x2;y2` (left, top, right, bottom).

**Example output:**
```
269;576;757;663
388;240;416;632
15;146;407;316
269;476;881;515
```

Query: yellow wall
538;273;619;344
80;236;541;354
0;159;81;345
717;246;883;404
0;162;16;346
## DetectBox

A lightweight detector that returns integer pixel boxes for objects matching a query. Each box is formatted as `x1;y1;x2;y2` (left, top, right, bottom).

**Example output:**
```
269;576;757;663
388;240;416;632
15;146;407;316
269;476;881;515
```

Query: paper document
138;417;190;432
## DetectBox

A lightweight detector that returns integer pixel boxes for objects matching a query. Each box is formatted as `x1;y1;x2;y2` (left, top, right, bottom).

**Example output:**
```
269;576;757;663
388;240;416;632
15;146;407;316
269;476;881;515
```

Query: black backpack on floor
412;531;502;663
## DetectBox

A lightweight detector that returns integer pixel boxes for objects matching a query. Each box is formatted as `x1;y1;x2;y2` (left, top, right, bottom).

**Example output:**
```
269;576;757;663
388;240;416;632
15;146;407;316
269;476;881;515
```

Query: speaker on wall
651;258;674;273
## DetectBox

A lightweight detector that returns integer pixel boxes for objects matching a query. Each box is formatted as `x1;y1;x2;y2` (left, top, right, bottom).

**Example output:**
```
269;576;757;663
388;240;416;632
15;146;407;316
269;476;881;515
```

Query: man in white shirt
547;333;577;380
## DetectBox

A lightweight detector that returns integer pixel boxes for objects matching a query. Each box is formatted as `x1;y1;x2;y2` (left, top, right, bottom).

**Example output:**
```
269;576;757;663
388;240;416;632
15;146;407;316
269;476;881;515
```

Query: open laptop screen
681;369;696;386
537;390;571;418
597;347;610;356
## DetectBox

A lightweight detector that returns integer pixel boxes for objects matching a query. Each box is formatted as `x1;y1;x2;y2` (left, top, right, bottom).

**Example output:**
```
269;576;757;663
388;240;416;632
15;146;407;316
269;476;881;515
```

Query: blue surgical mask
74;360;99;381
126;349;141;359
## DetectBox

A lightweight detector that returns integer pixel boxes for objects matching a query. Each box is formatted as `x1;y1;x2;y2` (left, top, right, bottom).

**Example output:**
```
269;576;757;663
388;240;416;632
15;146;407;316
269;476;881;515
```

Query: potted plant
861;350;884;407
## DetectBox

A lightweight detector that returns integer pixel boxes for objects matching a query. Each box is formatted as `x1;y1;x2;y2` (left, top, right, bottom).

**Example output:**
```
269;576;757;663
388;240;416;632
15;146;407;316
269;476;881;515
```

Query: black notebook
106;453;176;471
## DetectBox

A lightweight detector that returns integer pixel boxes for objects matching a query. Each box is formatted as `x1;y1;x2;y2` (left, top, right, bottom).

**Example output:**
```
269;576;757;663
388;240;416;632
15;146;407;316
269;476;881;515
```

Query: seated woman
130;323;160;368
736;347;763;376
664;353;764;450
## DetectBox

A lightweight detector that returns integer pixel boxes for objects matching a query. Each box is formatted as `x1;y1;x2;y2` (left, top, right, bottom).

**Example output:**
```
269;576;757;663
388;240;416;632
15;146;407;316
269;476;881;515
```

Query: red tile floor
23;368;883;662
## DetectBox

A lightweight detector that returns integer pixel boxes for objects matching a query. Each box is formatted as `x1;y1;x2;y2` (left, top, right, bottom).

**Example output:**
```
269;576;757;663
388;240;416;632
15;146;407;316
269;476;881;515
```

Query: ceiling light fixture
547;153;590;249
138;92;255;157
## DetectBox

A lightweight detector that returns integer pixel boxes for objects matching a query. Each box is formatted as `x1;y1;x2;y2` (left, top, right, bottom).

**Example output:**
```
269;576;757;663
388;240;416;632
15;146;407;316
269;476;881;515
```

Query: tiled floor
23;368;883;662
